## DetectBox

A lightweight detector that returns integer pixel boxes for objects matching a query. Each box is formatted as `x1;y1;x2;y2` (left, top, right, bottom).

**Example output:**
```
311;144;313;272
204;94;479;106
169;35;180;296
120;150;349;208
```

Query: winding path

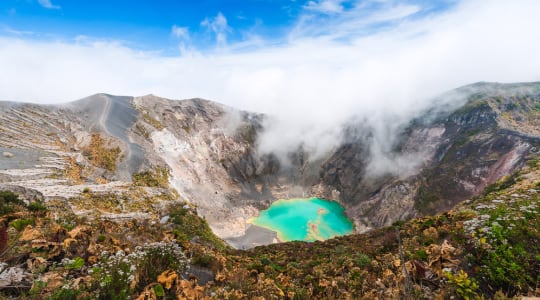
71;94;145;180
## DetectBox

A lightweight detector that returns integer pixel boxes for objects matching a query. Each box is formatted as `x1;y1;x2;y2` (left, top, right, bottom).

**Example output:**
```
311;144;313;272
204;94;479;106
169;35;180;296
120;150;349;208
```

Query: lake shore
225;224;280;249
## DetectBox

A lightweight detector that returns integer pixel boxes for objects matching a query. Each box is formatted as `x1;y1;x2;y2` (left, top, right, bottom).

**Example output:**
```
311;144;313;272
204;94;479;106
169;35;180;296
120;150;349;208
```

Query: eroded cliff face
318;83;540;231
1;83;539;247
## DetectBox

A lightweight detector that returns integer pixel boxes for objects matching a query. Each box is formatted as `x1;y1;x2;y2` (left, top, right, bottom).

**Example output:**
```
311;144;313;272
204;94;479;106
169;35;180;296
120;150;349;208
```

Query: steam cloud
1;0;540;176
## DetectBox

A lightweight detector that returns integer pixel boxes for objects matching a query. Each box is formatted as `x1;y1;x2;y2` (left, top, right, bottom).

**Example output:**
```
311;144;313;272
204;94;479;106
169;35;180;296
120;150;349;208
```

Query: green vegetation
446;270;480;300
0;190;24;215
90;256;132;300
483;171;521;195
192;252;220;269
9;218;35;231
27;201;47;213
415;186;439;214
48;287;81;300
132;166;169;188
353;252;371;268
90;242;188;299
1;190;47;219
28;281;48;298
65;257;85;269
154;284;165;297
465;184;540;295
169;204;227;251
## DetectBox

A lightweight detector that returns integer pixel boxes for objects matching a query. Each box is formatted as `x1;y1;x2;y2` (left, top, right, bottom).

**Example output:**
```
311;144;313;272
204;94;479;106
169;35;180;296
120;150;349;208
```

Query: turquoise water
249;198;354;242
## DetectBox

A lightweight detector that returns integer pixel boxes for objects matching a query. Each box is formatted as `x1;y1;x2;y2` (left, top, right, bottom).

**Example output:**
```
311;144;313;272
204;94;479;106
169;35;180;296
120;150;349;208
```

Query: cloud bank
1;0;540;174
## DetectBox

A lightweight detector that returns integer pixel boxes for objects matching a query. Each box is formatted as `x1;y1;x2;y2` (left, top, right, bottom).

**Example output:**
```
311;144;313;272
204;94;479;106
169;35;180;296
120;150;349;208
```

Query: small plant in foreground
89;241;188;299
64;257;85;269
27;201;47;213
0;190;24;216
10;218;35;231
446;270;480;300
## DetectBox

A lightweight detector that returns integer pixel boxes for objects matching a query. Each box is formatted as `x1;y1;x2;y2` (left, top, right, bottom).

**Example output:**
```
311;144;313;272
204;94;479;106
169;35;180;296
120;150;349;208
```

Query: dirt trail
71;94;145;179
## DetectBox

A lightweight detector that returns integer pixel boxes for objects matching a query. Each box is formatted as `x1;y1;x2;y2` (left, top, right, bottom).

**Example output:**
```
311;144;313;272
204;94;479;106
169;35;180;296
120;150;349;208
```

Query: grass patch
132;166;169;188
10;218;35;231
82;133;121;172
27;201;47;213
169;205;226;251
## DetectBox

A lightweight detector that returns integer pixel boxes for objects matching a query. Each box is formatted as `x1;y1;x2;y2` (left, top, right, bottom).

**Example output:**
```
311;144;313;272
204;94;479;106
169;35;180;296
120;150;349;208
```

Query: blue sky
1;0;455;54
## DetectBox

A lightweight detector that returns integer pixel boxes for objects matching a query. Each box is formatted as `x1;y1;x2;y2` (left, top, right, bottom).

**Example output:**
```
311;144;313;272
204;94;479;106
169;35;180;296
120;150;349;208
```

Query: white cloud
171;25;192;54
292;1;421;40
171;25;189;39
1;0;540;171
3;26;34;36
38;0;60;10
201;12;230;47
367;4;420;22
304;0;346;14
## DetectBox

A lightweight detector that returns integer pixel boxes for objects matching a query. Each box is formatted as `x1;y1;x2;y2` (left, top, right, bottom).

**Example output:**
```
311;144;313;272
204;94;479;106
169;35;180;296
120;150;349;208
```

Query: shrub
49;287;81;300
477;221;537;295
90;258;132;300
27;201;47;213
446;270;479;300
415;249;428;260
64;257;85;269
154;284;165;297
135;242;188;290
192;252;219;270
10;218;35;231
353;253;371;268
0;190;24;216
97;235;106;243
169;205;226;250
90;242;188;298
28;280;47;298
